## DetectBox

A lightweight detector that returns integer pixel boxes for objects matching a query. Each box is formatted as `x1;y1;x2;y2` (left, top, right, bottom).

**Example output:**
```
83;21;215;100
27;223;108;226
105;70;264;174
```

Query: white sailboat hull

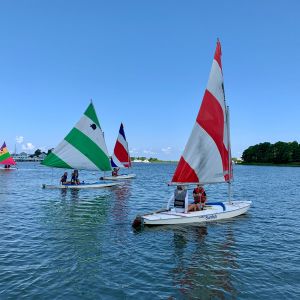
42;182;120;189
140;201;251;226
0;166;17;170
101;174;136;180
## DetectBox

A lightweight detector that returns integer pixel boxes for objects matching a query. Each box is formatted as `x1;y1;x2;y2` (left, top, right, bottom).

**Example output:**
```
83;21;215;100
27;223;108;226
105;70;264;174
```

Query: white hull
42;182;120;189
101;174;136;180
141;201;251;226
0;166;17;170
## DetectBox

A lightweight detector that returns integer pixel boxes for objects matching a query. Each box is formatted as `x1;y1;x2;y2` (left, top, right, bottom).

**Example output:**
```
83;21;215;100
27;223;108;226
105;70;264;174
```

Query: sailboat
41;101;120;189
133;40;251;226
0;142;17;170
101;123;136;180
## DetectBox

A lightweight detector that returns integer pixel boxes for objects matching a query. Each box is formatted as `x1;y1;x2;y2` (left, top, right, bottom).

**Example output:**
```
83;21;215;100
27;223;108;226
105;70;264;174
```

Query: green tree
34;149;42;157
242;141;299;164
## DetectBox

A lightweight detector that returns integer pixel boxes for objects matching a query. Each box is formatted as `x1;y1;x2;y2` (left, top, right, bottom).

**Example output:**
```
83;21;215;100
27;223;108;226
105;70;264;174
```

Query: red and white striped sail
172;40;232;184
111;123;131;168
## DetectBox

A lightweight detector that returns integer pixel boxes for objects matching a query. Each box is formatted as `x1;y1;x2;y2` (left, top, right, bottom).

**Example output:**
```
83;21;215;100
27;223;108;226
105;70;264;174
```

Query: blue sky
1;0;299;160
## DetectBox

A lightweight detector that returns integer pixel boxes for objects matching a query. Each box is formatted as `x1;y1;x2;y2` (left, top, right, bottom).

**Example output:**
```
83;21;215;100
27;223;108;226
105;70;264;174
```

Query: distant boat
0;142;17;170
133;40;251;226
41;101;119;189
101;123;136;180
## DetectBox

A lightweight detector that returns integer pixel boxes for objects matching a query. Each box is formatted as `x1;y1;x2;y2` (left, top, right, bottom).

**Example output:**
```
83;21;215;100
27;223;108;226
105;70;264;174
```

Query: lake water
0;163;299;299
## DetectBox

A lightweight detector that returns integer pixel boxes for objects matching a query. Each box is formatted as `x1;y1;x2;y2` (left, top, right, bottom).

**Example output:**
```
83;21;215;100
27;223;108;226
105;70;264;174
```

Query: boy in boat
60;172;68;185
112;167;119;177
188;184;207;211
173;185;188;213
71;170;80;185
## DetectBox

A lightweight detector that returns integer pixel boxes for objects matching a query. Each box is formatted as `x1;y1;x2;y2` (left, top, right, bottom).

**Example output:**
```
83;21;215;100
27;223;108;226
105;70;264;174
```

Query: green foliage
242;141;300;164
34;149;42;157
149;157;159;162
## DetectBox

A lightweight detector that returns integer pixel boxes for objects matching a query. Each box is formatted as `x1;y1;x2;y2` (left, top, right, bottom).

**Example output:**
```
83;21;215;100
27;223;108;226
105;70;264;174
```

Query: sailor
112;167;119;177
60;172;68;184
71;170;80;185
173;185;188;213
189;184;207;211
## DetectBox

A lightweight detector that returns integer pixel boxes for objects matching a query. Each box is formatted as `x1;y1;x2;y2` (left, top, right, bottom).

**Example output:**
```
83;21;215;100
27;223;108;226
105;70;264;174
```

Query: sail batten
42;102;111;171
172;40;232;184
0;142;16;165
111;123;131;168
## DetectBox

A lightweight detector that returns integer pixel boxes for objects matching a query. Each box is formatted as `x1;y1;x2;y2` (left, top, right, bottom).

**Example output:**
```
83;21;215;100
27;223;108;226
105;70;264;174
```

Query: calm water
0;163;299;299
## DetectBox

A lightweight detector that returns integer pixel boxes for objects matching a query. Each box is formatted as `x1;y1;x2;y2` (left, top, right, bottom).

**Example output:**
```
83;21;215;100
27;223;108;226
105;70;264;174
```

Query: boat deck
143;201;252;225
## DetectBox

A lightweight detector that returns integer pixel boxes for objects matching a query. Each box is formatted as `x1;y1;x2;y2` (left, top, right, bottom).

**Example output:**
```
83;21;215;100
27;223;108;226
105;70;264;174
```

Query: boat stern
132;215;144;229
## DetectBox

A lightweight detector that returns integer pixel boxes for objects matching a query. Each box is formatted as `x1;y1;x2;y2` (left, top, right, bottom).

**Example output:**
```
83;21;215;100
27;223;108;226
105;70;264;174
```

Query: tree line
242;141;300;164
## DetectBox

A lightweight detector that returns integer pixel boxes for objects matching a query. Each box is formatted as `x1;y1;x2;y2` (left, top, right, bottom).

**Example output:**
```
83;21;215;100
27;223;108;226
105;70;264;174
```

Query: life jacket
61;175;67;182
174;199;185;208
193;188;206;203
174;189;187;208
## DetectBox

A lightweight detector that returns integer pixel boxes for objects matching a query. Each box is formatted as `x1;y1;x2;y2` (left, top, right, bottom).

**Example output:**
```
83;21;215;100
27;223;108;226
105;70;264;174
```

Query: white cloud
129;148;139;155
161;146;172;154
143;149;157;155
16;136;24;144
22;142;35;152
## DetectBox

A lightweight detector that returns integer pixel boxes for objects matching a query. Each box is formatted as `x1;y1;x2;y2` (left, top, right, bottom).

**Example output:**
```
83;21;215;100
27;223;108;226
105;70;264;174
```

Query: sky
1;0;300;160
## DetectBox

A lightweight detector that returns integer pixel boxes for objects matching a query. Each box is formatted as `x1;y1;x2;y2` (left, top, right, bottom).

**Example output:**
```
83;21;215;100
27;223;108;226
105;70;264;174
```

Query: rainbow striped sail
172;40;232;184
42;102;112;171
111;123;131;168
0;142;16;166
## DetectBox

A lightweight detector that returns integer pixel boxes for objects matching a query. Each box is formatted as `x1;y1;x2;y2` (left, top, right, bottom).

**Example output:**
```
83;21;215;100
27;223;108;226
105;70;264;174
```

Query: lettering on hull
205;214;217;220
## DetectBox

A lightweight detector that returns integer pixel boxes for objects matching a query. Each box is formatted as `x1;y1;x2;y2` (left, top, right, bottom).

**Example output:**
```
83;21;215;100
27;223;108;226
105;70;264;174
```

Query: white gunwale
42;182;120;189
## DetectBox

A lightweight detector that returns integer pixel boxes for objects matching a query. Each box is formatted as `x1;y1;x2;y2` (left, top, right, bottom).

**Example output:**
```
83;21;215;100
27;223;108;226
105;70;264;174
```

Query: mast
226;105;232;203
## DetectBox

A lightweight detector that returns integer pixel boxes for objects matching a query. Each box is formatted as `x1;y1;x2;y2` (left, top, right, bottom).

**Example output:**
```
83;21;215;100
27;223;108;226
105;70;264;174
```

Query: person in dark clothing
60;172;68;184
71;169;80;185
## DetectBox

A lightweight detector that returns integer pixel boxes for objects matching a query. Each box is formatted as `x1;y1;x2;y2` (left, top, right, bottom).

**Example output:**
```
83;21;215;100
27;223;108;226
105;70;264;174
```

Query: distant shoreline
133;160;177;163
237;162;300;167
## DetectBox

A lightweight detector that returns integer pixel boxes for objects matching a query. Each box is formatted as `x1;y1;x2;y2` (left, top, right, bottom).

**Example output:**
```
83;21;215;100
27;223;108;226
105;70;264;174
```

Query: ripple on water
0;163;300;299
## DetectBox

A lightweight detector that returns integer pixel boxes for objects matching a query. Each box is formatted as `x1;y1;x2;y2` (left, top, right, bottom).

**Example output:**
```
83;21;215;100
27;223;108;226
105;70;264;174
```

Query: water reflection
39;190;112;291
70;189;80;202
111;183;132;224
170;225;238;299
60;189;67;200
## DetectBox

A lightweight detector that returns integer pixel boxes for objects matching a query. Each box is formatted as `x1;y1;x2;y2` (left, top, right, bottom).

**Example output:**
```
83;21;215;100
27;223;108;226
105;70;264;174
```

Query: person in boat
60;172;68;185
173;185;188;213
4;165;11;169
71;169;80;185
188;184;207;211
112;167;119;177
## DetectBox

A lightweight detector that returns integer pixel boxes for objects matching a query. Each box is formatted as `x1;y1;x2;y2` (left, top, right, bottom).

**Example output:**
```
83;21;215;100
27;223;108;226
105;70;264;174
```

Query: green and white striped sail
42;102;111;171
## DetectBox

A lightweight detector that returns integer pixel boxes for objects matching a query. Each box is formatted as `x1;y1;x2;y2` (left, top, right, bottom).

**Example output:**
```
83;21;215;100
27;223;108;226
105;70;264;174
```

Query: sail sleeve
172;40;232;184
42;103;112;171
0;142;17;165
111;123;131;168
